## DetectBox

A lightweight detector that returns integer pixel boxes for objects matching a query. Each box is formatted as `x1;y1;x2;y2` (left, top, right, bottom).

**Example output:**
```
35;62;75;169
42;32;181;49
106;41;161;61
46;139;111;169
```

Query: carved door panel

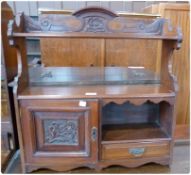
19;99;98;165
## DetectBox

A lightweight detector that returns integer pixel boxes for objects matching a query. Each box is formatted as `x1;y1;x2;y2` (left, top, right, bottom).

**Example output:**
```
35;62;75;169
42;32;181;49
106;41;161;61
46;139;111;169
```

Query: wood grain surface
102;123;170;142
17;84;175;100
101;141;170;160
40;38;104;67
105;39;159;72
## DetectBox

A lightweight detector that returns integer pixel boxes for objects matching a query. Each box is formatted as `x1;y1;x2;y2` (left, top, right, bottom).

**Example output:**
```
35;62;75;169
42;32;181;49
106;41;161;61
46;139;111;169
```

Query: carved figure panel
44;119;79;145
83;16;107;32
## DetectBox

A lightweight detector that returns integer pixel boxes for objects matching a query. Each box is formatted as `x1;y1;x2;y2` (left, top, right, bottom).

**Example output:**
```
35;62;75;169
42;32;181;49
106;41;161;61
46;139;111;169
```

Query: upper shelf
8;7;182;44
17;66;175;102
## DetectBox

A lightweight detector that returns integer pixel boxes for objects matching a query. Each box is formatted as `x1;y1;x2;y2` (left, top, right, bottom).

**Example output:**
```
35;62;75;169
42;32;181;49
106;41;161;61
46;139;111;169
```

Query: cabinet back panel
105;39;160;73
40;38;160;74
40;38;104;67
102;102;160;125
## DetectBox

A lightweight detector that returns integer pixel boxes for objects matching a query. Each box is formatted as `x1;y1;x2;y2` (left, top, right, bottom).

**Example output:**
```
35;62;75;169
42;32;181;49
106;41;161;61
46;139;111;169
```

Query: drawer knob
129;148;145;157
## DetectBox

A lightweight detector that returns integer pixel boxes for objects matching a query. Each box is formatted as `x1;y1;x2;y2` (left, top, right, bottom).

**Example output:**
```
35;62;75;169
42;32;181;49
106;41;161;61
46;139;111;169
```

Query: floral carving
83;17;106;32
44;119;78;145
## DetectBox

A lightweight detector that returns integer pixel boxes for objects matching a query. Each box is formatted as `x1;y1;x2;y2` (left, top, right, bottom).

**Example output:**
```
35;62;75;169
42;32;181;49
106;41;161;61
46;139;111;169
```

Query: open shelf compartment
101;100;173;144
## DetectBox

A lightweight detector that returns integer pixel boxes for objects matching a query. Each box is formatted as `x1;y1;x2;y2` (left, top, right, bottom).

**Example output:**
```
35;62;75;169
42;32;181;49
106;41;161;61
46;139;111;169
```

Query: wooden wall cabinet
8;7;182;172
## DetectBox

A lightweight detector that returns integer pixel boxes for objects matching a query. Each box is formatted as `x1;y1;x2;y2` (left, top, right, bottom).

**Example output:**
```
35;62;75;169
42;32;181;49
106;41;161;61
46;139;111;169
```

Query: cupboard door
19;100;98;164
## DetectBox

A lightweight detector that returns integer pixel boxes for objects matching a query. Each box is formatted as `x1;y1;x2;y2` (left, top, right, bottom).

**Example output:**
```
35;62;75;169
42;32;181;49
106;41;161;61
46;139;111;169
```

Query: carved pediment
8;6;182;49
72;6;118;18
23;7;166;35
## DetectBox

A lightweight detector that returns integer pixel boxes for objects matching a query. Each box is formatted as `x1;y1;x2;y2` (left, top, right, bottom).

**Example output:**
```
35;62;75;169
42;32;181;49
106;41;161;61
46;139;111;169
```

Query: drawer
101;141;170;160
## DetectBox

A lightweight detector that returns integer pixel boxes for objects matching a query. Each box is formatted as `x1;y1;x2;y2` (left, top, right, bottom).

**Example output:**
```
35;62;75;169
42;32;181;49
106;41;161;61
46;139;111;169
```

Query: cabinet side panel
165;9;190;125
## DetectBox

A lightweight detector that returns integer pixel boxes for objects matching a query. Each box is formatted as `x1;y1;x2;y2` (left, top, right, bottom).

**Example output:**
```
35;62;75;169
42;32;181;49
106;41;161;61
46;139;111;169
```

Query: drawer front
102;141;170;160
19;99;98;164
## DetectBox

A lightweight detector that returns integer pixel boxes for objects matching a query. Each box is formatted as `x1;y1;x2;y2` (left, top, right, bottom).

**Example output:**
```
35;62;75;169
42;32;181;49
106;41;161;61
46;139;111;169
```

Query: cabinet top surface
18;84;175;100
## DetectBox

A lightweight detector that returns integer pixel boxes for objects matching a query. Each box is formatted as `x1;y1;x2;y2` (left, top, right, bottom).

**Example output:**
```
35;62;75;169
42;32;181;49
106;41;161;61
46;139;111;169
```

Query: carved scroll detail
44;119;78;145
24;15;41;32
39;15;83;32
108;18;164;34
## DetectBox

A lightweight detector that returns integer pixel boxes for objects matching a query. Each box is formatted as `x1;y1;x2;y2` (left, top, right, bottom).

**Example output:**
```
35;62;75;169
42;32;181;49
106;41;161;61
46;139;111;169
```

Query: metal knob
91;127;97;141
129;148;145;157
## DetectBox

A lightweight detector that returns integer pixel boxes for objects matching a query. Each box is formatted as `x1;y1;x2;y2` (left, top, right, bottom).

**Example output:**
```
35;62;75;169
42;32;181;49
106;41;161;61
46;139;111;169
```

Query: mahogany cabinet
8;7;182;173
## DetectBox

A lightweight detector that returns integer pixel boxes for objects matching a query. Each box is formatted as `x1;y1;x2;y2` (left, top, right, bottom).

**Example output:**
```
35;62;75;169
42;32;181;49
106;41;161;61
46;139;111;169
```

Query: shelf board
18;84;175;100
102;123;170;144
12;32;179;40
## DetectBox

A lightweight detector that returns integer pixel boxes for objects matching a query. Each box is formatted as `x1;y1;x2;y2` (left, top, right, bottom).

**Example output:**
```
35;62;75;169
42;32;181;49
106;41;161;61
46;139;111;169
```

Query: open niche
101;101;172;143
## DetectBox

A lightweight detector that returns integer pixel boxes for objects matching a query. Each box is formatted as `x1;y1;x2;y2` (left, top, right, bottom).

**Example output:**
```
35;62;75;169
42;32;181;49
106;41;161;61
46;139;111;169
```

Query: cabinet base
24;156;170;173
